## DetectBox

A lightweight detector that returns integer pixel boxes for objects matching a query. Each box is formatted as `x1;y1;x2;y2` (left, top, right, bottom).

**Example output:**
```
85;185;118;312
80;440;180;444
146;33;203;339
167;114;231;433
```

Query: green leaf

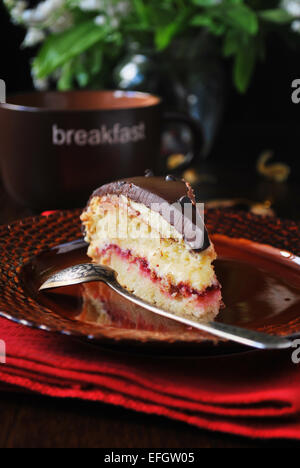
223;30;240;57
219;4;259;35
76;73;90;88
74;56;90;88
155;12;187;50
191;14;214;27
259;9;294;24
57;61;74;91
133;0;149;26
192;0;220;6
191;14;225;35
89;48;102;76
233;37;257;93
155;22;178;50
73;46;103;88
33;20;108;79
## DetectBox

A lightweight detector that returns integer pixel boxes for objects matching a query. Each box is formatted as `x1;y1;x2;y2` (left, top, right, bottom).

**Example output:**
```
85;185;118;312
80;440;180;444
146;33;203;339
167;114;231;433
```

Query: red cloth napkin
1;317;300;439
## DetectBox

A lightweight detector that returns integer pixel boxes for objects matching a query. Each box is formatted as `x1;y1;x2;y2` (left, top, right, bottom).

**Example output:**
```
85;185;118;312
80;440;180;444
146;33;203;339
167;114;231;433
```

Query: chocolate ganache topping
88;175;210;252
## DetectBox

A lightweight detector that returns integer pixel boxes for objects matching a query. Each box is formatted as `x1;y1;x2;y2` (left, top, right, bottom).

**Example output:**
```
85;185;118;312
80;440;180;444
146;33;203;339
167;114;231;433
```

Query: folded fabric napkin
0;316;300;440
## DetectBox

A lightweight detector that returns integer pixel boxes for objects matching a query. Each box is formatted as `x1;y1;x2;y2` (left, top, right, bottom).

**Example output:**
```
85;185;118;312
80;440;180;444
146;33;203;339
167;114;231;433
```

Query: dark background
0;4;32;93
0;3;300;219
0;5;300;448
1;2;300;163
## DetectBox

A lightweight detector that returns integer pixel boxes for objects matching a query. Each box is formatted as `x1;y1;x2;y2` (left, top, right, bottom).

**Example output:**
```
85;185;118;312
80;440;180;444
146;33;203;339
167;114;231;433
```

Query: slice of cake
81;175;222;322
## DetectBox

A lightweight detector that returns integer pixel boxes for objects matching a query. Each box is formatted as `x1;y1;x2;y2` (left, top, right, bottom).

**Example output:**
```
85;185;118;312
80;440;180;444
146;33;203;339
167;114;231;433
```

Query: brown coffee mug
0;90;203;210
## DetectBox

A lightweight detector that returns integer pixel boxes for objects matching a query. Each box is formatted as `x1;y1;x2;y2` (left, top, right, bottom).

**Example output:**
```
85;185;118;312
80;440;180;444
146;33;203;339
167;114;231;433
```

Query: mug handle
162;111;204;172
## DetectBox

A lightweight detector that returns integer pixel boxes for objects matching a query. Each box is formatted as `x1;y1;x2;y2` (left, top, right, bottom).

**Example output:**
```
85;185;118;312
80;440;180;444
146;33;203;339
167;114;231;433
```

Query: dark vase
113;33;225;160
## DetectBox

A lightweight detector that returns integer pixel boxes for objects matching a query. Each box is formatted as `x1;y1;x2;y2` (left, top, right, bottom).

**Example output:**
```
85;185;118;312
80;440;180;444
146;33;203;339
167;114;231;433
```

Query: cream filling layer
82;194;217;291
98;251;221;320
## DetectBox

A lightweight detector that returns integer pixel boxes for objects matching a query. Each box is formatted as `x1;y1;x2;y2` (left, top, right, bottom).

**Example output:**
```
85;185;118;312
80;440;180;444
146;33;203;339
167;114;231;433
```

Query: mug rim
0;89;162;113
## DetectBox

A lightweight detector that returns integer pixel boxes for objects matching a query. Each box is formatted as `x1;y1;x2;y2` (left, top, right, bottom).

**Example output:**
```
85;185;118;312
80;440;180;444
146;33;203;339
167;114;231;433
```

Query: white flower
115;1;131;15
292;19;300;31
94;14;106;26
4;0;16;9
78;0;104;11
110;17;119;29
22;0;65;25
10;1;27;23
31;63;49;89
106;4;116;16
22;27;46;47
49;11;73;32
32;76;49;90
281;0;300;17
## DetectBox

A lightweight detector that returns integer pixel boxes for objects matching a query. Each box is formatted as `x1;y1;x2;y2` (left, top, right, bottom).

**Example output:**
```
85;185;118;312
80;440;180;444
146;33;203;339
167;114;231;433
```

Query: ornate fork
39;263;293;350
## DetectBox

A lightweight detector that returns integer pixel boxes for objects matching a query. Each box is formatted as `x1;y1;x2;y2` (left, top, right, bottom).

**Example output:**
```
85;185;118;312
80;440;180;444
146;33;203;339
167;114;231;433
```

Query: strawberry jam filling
96;244;220;302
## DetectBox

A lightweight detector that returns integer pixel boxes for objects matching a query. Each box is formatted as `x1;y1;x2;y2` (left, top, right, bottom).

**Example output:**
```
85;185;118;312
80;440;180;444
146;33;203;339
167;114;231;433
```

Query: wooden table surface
0;178;300;449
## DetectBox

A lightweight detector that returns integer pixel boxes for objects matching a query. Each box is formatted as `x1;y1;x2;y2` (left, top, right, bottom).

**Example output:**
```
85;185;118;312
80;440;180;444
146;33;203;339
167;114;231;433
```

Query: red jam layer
96;244;220;301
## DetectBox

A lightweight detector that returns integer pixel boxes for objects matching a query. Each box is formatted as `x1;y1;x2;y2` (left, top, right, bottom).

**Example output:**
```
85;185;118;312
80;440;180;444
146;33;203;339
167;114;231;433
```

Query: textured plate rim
0;209;299;350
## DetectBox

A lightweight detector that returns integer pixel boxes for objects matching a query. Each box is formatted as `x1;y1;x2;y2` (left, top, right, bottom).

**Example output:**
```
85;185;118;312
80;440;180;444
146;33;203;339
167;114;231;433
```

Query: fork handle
108;280;292;350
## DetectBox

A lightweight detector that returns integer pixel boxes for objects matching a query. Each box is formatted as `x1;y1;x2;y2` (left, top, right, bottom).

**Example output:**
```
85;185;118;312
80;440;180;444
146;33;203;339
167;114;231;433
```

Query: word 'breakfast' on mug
53;122;146;146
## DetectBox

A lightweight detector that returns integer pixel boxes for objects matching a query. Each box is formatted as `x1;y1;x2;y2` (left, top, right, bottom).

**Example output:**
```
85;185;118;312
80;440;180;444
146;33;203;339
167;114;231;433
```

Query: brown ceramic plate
0;209;300;355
